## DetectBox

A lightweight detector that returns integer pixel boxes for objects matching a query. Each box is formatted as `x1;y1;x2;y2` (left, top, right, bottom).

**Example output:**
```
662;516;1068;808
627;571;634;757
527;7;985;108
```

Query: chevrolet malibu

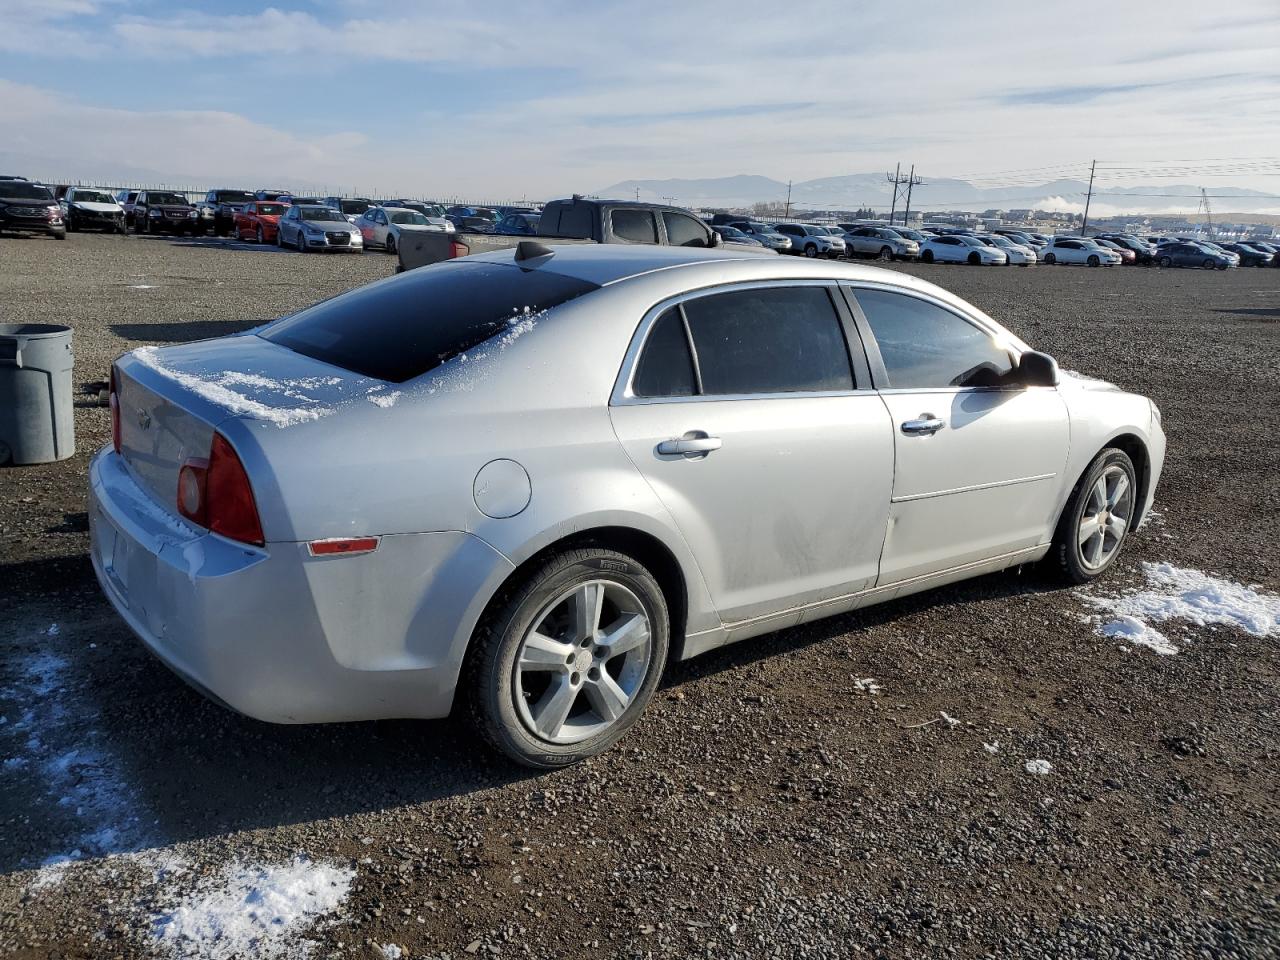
91;245;1165;767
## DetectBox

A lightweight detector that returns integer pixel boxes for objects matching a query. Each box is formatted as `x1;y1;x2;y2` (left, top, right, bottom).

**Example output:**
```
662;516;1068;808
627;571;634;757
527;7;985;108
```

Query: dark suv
133;191;200;235
197;188;255;236
0;180;65;240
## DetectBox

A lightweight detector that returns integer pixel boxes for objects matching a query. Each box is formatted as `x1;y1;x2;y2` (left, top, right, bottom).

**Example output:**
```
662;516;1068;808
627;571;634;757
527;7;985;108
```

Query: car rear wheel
1051;448;1137;585
878;246;892;260
465;547;670;768
1087;254;1100;267
1043;252;1055;264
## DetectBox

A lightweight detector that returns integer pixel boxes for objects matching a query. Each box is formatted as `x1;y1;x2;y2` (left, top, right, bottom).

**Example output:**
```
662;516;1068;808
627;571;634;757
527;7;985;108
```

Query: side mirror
1017;350;1060;387
708;230;722;247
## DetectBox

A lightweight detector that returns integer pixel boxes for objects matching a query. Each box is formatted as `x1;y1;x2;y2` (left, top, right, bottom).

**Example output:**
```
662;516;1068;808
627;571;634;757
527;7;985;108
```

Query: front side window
853;289;1014;390
663;211;709;247
611;208;658;243
679;286;853;396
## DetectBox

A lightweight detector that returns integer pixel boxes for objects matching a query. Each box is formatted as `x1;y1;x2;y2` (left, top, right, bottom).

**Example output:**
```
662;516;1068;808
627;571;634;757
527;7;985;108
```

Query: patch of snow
939;711;960;728
46;623;60;637
983;741;1000;755
150;857;354;960
368;391;401;409
1025;759;1053;775
1081;562;1279;655
28;857;76;891
2;631;149;866
379;945;404;959
129;284;158;290
851;677;881;695
1101;615;1178;656
132;347;332;429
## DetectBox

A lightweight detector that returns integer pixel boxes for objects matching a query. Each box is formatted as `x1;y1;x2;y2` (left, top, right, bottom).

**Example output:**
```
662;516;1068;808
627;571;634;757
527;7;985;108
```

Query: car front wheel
1087;254;1100;267
1043;252;1055;264
1051;448;1137;584
465;547;670;768
921;249;934;263
803;244;818;258
385;232;397;254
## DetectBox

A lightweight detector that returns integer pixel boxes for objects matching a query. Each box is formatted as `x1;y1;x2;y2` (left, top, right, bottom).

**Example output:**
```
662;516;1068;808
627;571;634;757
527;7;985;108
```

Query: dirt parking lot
2;232;1278;960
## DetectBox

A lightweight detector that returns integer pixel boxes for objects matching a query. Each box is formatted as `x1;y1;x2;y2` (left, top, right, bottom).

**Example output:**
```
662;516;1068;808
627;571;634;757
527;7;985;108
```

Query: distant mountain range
597;173;1280;215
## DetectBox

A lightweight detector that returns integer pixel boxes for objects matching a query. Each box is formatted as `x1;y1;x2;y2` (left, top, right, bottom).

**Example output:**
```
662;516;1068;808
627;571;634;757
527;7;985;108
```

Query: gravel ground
1;232;1278;959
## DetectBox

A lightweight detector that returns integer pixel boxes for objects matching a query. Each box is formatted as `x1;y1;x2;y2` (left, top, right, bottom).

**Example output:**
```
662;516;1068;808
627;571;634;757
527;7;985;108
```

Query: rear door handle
900;415;945;436
656;432;722;456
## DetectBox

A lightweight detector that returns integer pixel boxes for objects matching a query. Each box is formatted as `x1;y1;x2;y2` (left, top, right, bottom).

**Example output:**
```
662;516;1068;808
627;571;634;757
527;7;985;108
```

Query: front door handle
900;414;945;436
656;432;722;457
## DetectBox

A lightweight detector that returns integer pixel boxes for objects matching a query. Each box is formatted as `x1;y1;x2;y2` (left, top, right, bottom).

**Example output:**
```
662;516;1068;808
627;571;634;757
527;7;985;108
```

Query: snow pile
1082;562;1279;655
380;945;405;959
851;677;881;695
133;347;334;428
151;857;354;960
368;391;401;409
1024;759;1053;775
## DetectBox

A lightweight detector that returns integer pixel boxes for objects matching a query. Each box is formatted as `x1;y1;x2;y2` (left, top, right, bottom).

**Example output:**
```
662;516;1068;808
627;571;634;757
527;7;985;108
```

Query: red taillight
176;432;264;546
109;367;121;455
449;239;469;259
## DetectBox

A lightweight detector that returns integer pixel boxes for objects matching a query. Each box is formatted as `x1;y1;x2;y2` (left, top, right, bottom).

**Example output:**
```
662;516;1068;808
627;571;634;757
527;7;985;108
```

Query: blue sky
1;0;1278;202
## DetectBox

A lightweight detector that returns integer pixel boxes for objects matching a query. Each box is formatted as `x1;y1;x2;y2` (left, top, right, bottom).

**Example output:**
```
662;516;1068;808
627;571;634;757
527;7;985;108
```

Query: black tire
256;225;264;244
385;231;397;254
296;227;306;251
276;227;284;248
65;213;77;233
1202;258;1215;270
1159;255;1172;268
921;249;934;263
464;547;670;769
878;246;892;261
1087;254;1100;267
1050;448;1137;585
135;215;147;235
803;243;818;258
1043;252;1056;264
967;251;981;265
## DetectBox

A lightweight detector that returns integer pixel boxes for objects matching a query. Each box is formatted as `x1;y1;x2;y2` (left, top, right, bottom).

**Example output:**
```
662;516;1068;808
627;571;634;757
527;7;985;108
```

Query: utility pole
886;164;923;225
784;180;792;218
902;165;923;226
1199;188;1214;238
1080;159;1097;236
887;163;901;224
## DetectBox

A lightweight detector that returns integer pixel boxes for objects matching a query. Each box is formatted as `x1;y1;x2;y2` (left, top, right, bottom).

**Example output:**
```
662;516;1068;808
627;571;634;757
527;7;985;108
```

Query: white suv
773;223;846;258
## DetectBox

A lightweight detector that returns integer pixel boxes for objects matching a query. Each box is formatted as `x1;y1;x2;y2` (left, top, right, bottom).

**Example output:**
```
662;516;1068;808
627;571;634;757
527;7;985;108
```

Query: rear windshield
256;203;286;216
261;262;600;382
0;182;54;201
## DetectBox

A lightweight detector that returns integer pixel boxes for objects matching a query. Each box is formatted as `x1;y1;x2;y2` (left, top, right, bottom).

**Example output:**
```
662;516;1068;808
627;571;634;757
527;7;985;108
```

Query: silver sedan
91;246;1165;767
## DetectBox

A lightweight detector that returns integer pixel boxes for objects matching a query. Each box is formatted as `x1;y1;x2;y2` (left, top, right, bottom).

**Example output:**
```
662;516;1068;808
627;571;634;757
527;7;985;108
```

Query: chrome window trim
610;278;872;407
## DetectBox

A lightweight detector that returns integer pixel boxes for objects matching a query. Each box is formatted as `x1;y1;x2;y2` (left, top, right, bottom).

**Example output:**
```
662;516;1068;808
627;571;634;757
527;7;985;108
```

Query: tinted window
663;211;709;247
633;308;696;397
612;209;658;243
262;263;600;383
558;202;593;237
682;287;853;395
854;289;1013;389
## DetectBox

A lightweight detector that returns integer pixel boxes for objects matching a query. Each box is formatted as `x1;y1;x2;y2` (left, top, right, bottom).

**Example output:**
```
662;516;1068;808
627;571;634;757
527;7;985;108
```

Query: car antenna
514;240;555;262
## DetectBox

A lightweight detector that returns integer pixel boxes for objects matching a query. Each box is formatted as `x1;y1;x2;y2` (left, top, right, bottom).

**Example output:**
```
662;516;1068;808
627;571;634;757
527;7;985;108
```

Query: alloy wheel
513;580;652;745
1077;465;1133;571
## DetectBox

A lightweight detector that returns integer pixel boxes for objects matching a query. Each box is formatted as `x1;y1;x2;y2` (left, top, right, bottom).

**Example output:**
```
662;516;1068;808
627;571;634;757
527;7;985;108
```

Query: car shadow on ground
0;552;1062;873
110;319;264;342
126;232;288;253
1212;307;1280;319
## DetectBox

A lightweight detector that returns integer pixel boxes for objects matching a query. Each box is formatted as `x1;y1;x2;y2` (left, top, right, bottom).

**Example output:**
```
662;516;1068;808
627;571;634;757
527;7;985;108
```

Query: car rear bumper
89;446;512;723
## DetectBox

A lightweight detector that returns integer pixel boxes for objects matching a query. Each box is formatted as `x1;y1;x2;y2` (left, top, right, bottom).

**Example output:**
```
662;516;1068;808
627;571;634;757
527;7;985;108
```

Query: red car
233;201;287;243
1094;239;1136;265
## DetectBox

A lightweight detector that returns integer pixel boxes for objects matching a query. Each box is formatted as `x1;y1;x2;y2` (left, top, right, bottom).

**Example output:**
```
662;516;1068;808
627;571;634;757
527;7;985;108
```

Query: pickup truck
397;196;732;271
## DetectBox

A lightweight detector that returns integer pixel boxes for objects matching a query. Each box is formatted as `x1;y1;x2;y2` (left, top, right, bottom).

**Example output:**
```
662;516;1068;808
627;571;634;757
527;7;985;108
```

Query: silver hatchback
91;246;1164;767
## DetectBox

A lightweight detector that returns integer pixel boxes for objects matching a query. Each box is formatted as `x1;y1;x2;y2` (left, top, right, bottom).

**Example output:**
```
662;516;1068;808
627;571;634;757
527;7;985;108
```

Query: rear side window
632;308;696;397
611;209;658;243
681;286;853;395
663;212;710;247
854;289;1013;389
262;263;600;383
